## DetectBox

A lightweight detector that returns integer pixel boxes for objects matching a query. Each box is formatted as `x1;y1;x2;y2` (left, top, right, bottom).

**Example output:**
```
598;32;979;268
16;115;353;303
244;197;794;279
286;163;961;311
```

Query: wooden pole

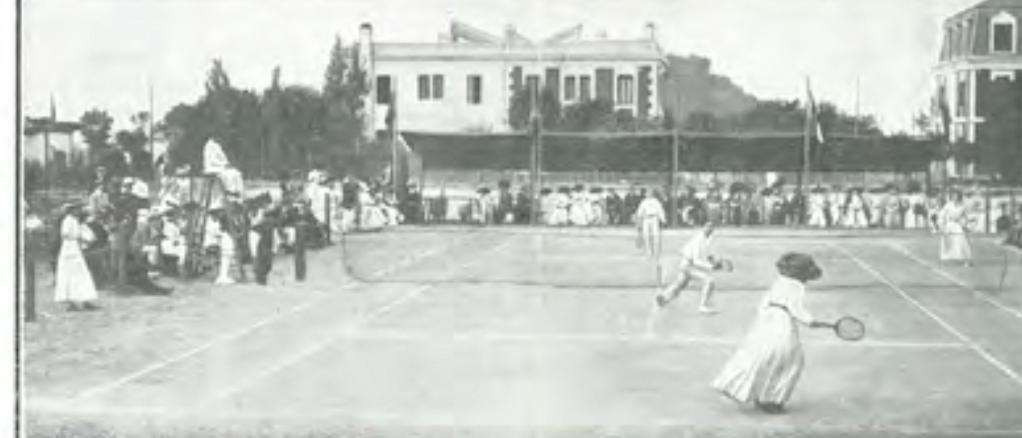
669;130;679;227
529;85;541;226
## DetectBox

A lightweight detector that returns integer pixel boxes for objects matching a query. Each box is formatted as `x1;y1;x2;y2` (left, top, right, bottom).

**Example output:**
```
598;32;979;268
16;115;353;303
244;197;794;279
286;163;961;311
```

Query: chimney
359;23;376;140
645;22;657;42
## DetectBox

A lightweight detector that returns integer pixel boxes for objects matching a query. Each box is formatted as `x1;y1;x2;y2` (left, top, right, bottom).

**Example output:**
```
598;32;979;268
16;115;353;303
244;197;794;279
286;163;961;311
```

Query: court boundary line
188;284;435;412
890;242;1022;322
833;243;1022;389
187;236;521;410
65;234;476;403
316;329;968;350
24;401;1022;437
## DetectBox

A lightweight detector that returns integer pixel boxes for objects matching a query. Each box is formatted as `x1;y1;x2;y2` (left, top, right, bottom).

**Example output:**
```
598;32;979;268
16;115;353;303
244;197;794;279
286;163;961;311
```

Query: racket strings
834;317;866;341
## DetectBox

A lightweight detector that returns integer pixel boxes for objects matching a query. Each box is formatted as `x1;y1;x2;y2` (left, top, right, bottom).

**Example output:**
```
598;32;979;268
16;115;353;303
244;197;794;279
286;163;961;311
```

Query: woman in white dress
713;252;826;413
539;188;554;226
569;185;590;226
807;188;827;228
883;190;904;229
827;187;844;228
843;189;868;228
938;191;973;266
551;187;570;226
54;203;100;311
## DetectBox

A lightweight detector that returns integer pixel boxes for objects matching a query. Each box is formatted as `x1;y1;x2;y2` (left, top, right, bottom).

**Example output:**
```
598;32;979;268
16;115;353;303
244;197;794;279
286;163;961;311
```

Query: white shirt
635;198;665;223
680;231;713;267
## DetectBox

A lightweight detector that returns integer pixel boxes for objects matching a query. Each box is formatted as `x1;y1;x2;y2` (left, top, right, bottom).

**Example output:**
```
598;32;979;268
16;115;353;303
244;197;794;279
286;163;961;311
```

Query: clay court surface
22;227;1022;437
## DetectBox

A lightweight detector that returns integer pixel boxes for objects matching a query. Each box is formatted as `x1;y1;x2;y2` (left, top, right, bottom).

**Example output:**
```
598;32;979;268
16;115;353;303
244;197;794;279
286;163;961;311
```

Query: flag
49;94;56;121
804;79;825;144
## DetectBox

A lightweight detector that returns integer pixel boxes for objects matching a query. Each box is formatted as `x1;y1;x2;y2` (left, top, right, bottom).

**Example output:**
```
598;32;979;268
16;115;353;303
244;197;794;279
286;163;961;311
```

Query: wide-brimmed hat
776;252;822;282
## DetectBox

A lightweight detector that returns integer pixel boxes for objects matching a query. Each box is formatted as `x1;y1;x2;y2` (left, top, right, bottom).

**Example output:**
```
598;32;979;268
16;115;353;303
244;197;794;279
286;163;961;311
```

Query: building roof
938;0;1022;63
949;0;1022;21
374;20;663;62
375;39;662;62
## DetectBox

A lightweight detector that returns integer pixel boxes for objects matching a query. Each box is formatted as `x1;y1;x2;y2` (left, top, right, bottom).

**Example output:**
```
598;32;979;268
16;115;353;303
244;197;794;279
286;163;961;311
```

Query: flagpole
391;86;398;197
800;78;811;197
853;75;860;137
148;79;156;186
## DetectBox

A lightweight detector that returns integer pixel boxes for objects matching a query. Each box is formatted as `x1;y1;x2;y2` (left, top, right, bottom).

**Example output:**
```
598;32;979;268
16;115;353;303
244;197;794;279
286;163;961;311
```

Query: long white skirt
712;308;804;405
807;208;827;228
54;241;98;303
940;233;972;262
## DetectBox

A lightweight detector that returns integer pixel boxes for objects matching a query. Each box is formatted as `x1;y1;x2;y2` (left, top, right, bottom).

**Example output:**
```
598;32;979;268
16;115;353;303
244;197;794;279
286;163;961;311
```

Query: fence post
324;192;331;244
985;187;991;234
24;233;36;323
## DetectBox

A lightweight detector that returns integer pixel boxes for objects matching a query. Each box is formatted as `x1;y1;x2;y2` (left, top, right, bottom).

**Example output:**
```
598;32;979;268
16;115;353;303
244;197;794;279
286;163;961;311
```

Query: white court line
834;244;1022;389
189;284;434;411
66;235;474;403
26;401;1022;438
189;236;520;409
332;330;967;350
891;242;1022;322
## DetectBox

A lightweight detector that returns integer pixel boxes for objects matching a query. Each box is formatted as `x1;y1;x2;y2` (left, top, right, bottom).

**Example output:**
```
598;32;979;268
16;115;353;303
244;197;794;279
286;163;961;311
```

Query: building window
564;76;576;101
616;75;635;104
579;75;591;101
526;75;540;96
991;12;1017;53
377;75;392;104
467;75;483;105
418;75;430;100
432;74;444;100
956;73;969;117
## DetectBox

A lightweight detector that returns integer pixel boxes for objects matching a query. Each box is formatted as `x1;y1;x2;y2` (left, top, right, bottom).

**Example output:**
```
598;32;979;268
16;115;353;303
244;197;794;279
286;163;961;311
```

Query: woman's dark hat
776;252;822;282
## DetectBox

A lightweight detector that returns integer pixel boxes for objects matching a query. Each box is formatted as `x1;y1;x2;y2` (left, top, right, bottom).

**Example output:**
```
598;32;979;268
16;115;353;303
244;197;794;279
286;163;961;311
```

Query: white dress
939;202;972;262
54;215;99;304
569;193;591;226
807;194;827;228
827;193;844;227
844;196;868;228
713;275;813;406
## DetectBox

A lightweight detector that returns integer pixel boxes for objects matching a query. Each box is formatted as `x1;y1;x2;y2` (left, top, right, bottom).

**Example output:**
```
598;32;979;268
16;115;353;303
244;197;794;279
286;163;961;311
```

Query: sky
21;0;981;133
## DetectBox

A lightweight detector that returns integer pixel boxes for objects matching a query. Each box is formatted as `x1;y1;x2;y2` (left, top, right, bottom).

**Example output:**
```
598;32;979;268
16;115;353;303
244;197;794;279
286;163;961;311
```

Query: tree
79;109;113;163
508;86;563;131
321;36;368;170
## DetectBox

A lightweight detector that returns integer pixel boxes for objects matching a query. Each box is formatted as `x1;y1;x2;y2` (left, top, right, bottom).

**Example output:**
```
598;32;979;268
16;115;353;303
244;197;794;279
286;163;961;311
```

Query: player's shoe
698;305;718;315
655;295;668;308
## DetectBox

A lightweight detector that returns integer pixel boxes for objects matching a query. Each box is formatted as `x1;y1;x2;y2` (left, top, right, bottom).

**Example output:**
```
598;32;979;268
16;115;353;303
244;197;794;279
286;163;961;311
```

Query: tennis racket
821;316;866;341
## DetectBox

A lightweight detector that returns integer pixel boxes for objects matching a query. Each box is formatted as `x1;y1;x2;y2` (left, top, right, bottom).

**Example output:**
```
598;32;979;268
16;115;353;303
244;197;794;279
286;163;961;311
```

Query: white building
362;21;666;134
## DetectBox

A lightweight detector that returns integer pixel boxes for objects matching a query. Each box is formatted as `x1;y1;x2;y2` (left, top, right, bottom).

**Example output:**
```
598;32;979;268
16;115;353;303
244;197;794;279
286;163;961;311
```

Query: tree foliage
160;40;373;178
79;108;114;161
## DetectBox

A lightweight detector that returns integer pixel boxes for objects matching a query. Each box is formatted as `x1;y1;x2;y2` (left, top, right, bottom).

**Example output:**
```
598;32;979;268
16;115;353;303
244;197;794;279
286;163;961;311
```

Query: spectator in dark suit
607;188;623;226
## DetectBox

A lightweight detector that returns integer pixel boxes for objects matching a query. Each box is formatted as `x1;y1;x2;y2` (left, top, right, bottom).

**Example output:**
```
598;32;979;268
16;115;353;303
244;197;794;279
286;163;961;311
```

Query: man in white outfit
634;189;666;260
656;222;721;314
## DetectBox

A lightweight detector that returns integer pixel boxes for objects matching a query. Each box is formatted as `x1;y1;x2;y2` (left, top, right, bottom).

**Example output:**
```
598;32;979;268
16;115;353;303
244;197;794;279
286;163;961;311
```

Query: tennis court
24;227;1022;437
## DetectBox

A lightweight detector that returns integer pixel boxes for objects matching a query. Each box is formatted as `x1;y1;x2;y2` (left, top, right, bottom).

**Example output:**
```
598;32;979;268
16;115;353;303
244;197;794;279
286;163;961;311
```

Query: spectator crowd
413;181;1022;234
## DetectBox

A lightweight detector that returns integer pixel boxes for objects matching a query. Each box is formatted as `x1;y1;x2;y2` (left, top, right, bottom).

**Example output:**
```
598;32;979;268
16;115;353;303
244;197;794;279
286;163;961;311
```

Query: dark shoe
755;402;785;414
655;295;667;308
66;303;81;312
82;302;101;311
